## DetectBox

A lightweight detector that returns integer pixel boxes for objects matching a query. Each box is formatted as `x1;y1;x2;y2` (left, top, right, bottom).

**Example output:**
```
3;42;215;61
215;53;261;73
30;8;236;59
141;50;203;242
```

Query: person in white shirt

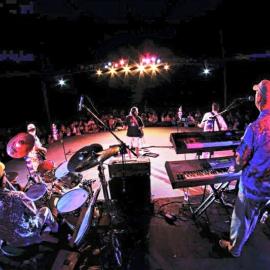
198;102;228;131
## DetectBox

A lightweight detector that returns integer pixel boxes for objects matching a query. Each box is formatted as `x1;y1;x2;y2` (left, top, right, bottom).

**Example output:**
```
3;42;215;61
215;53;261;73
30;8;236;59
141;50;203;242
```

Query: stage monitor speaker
108;158;151;207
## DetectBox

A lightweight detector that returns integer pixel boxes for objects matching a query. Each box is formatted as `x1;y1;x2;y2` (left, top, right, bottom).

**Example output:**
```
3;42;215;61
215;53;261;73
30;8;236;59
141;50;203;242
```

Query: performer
219;79;270;257
0;162;58;247
198;102;228;159
25;123;47;182
198;102;228;132
126;106;144;158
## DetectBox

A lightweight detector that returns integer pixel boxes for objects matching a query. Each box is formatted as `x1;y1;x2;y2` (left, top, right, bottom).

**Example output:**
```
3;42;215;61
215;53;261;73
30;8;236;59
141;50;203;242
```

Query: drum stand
97;162;110;206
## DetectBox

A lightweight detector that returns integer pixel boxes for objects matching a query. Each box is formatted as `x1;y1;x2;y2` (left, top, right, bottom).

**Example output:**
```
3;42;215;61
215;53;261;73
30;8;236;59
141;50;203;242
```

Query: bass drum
55;161;82;189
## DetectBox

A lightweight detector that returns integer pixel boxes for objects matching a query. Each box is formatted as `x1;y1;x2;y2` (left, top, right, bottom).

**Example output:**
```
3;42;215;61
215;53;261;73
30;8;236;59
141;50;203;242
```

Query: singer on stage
126;106;144;158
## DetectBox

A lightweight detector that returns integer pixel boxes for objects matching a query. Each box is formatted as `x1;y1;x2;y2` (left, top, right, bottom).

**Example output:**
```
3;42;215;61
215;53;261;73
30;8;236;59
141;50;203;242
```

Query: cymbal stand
98;162;110;206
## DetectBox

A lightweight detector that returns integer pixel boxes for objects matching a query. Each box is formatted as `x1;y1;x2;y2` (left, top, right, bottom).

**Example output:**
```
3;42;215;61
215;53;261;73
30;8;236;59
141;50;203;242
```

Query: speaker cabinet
109;174;151;205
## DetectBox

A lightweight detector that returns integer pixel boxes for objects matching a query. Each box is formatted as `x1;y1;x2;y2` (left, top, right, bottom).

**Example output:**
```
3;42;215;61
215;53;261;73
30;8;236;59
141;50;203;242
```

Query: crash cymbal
96;146;120;163
67;144;103;172
6;132;35;159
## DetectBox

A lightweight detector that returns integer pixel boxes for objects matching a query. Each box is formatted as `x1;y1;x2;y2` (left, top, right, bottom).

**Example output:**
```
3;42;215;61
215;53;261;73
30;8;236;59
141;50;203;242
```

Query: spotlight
150;63;158;74
137;64;145;74
203;68;210;75
109;67;117;77
96;69;102;76
123;65;131;75
58;78;66;87
164;64;170;71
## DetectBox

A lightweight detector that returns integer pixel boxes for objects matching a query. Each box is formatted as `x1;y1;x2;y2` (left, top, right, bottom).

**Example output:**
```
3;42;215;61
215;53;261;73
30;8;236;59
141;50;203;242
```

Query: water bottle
260;211;268;224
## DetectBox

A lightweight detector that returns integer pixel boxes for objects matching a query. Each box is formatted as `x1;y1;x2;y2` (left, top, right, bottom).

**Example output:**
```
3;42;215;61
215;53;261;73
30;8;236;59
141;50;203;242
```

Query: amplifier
108;157;150;178
108;157;151;207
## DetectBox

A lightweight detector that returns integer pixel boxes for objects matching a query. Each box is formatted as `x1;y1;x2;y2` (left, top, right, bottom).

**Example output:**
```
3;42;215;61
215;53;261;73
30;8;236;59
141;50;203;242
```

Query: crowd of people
0;106;254;162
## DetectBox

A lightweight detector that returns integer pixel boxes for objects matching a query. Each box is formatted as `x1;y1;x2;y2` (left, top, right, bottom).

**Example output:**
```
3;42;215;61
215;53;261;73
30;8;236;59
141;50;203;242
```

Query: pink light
119;59;125;66
145;58;150;64
114;63;118;68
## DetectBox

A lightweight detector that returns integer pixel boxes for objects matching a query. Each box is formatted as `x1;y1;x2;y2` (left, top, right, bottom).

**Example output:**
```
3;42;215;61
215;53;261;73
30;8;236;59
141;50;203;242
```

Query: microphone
78;95;84;111
235;96;254;102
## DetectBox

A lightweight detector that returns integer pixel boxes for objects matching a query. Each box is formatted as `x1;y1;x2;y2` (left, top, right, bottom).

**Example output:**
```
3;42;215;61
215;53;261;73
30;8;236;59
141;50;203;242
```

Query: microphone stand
80;103;137;203
209;99;245;120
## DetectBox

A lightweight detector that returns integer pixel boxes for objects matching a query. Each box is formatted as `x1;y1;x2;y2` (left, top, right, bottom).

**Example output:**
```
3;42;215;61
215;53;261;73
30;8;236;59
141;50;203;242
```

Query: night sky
1;0;269;127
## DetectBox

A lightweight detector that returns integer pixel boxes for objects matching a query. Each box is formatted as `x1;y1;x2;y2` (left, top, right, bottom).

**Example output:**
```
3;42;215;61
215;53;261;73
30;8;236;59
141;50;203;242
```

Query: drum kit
5;132;120;246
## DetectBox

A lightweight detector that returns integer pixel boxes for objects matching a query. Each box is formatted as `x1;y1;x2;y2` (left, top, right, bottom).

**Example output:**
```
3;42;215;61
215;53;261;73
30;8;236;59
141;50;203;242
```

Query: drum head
25;183;47;201
55;161;69;179
56;188;88;213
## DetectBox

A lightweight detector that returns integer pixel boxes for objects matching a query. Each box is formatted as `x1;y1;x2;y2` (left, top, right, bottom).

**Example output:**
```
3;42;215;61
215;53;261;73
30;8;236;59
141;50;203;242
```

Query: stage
2;127;270;270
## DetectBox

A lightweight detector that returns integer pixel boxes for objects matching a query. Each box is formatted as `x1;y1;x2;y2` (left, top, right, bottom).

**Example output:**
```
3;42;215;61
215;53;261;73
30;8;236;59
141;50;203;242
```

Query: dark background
1;0;269;127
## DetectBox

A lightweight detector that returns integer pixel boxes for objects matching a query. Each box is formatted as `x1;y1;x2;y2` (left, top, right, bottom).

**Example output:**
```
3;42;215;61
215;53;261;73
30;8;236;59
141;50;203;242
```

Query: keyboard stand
191;182;231;220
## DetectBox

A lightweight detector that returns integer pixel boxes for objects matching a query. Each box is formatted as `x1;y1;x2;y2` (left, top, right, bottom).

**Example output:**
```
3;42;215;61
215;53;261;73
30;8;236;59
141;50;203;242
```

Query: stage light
119;59;125;66
157;58;161;64
123;65;131;75
137;64;145;74
150;63;158;74
104;64;108;69
108;62;112;66
96;69;102;76
151;56;156;63
109;66;117;76
58;78;66;87
203;68;210;75
164;64;170;71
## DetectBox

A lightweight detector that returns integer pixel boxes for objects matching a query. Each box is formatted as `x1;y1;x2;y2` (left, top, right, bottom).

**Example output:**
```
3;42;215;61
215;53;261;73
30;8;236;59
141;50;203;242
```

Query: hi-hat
67;144;103;172
6;132;35;159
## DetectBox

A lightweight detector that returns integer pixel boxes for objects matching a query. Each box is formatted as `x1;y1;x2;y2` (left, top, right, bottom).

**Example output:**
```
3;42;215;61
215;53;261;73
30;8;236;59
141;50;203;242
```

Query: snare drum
25;183;49;208
55;161;82;189
56;188;89;217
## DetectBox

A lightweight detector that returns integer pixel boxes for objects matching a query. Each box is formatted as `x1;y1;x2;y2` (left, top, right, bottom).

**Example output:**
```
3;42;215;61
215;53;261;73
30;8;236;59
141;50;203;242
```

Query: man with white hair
219;80;270;257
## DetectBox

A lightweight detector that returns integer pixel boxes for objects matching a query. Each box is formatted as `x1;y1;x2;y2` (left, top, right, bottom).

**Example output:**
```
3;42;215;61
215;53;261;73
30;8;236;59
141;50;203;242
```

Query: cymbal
96;146;120;163
6;132;35;159
67;144;103;172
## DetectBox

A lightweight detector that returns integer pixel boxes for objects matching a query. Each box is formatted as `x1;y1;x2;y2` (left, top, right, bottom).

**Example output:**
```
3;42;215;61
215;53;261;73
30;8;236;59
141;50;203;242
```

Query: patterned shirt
0;190;42;247
237;109;270;201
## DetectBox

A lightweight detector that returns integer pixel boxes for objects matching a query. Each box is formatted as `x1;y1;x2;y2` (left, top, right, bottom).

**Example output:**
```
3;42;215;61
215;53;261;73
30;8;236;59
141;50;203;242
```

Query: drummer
25;123;47;183
0;162;59;247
